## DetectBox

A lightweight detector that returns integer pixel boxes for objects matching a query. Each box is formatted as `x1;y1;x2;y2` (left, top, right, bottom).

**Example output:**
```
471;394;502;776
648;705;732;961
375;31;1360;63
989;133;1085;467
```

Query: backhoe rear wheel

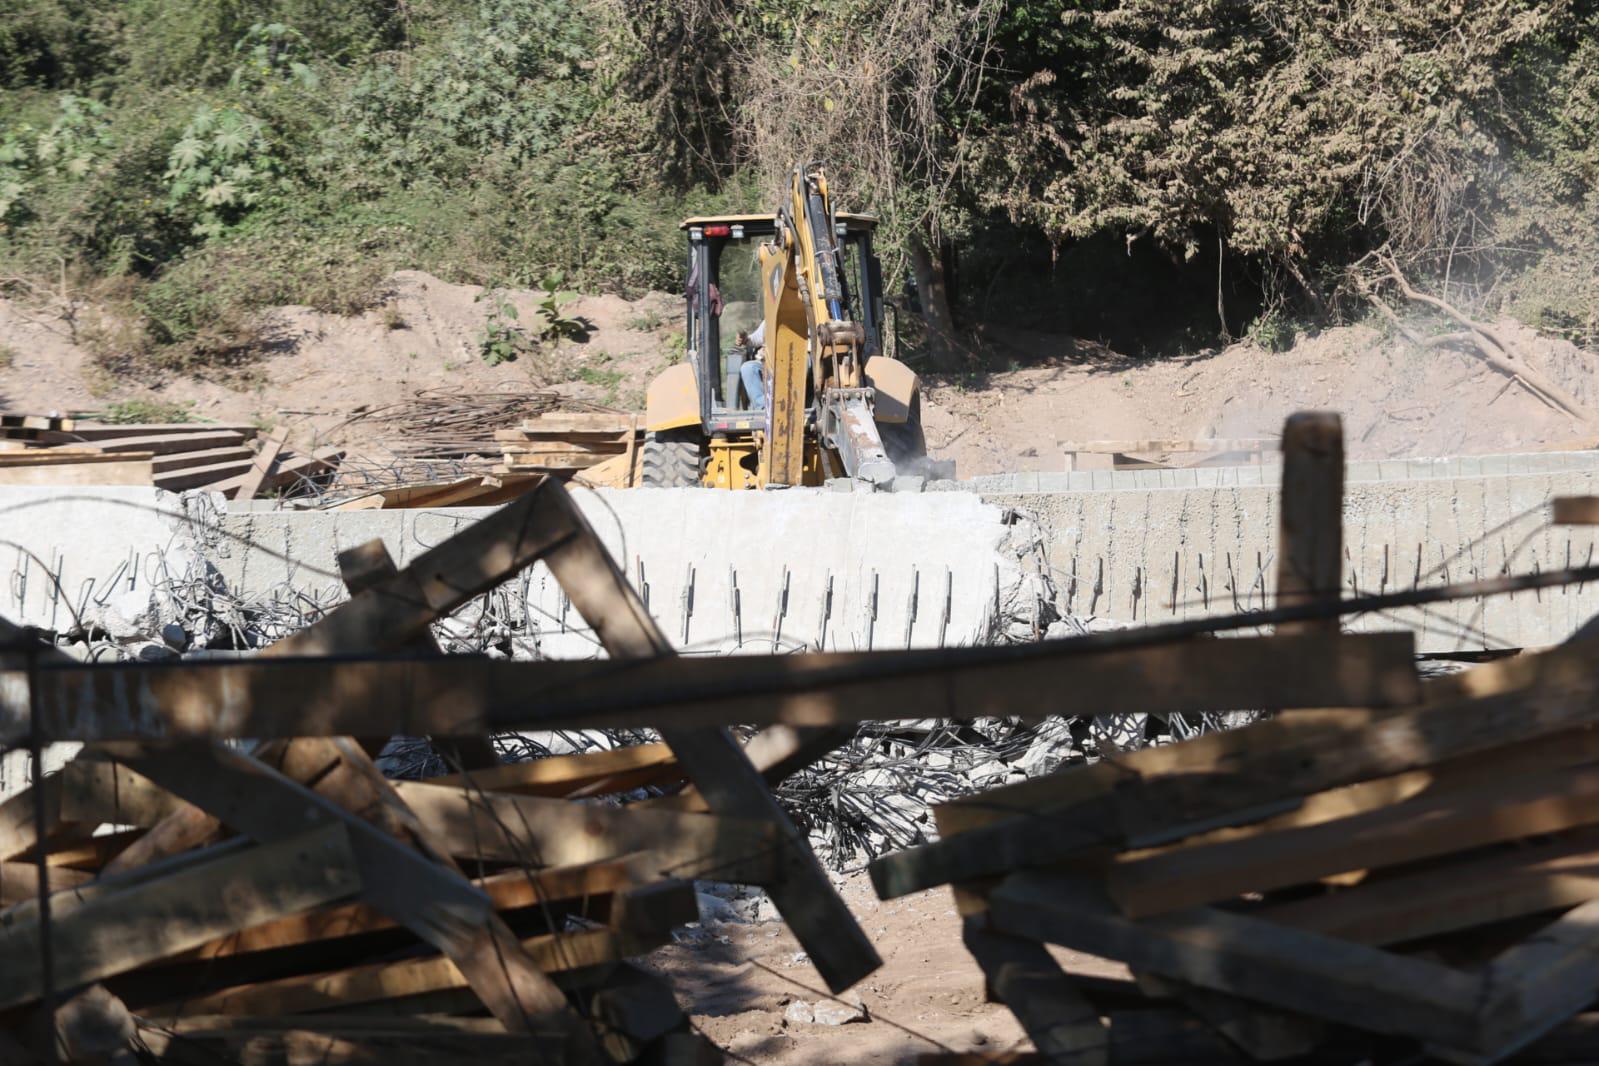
641;429;703;487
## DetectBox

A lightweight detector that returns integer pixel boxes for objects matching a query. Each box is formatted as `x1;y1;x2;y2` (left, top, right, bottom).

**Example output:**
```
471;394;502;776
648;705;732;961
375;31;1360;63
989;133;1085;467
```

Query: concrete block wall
973;453;1599;652
210;488;1034;655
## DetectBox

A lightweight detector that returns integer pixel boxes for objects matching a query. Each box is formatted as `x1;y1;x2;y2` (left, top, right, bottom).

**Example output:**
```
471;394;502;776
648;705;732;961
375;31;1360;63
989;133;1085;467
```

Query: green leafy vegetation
0;0;1594;381
91;397;196;423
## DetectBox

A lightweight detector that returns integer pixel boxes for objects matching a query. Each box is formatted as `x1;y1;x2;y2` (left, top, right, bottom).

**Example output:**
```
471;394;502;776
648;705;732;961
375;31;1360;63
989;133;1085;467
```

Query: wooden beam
0;860;91;904
1552;497;1599;526
1275;412;1343;634
0;824;360;1010
58;759;182;827
95;741;604;1061
233;425;289;501
7;630;1420;742
987;871;1486;1050
426;743;678;797
143;924;641;1021
393;780;782;883
0;454;154;486
1106;761;1599;918
1259;829;1599;946
1477;898;1599;1061
876;641;1599;899
177;855;665;962
534;477;882;994
961;914;1108;1065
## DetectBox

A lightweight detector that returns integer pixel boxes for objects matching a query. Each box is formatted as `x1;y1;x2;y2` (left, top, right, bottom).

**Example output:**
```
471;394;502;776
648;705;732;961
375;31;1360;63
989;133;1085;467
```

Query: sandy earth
639;871;1126;1064
3;273;1594;481
0;270;681;457
920;321;1599;478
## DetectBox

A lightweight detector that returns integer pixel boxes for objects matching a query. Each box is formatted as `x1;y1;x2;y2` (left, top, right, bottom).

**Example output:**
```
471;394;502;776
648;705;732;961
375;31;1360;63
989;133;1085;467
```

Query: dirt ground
639;870;1125;1064
3;271;1595;477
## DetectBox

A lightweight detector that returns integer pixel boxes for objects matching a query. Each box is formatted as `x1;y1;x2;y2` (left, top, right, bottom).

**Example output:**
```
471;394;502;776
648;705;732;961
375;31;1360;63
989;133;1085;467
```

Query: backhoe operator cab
642;212;925;489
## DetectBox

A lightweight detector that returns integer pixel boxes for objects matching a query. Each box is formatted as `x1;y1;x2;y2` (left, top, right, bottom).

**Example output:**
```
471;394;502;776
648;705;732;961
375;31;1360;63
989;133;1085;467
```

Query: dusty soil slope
0;270;680;455
1;273;1594;475
921;322;1599;477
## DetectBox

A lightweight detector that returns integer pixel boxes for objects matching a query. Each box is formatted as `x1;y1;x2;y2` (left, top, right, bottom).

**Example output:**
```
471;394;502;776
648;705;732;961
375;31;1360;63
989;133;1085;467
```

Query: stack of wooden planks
879;416;1599;1065
0;412;342;497
495;412;642;487
0;475;882;1063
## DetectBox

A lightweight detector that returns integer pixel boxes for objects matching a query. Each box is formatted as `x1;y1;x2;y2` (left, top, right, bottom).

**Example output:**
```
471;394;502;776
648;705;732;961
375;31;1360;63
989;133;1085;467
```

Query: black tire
877;393;927;473
641;429;703;487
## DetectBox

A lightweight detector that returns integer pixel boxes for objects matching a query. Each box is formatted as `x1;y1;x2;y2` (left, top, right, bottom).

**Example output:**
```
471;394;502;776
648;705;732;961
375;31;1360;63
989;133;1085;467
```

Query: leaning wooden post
1276;412;1344;633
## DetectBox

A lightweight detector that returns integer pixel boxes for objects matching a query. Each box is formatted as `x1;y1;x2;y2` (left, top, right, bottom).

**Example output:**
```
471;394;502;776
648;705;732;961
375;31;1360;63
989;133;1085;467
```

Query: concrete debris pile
0;411;340;498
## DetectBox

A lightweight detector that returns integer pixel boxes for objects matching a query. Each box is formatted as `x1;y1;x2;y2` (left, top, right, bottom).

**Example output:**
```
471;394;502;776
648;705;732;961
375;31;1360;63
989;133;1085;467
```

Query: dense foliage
1;0;1595;370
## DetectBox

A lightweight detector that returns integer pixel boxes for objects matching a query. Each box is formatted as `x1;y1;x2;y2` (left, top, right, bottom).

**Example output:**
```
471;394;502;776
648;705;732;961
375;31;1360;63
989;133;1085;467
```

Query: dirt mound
0;270;680;456
922;321;1599;477
3;275;1594;479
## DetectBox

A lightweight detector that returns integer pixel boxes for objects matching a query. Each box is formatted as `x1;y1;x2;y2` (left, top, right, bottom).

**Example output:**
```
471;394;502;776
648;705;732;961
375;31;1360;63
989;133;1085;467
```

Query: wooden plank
175;855;665;962
150;446;256;473
987;871;1487;1049
426;742;677;796
1275;412;1342;634
1552;497;1599;525
1476;899;1599;1061
0;455;154;486
48;422;259;441
330;541;497;769
58;758;183;827
534;477;881;993
208;447;343;496
9;630;1419;743
0;859;92;904
153;457;259;490
0;413;73;431
879;642;1599;899
144;924;637;1020
0;772;62;862
1136;973;1326;1062
144;1030;550;1065
0;824;360;1010
91;431;248;455
961;914;1108;1065
1260;829;1599;946
393;780;782;883
1107;762;1599;918
234;425;290;501
506;413;638;434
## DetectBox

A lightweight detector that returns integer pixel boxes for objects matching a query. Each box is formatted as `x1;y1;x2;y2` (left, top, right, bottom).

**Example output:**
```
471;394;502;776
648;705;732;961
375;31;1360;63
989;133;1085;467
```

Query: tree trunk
909;235;961;372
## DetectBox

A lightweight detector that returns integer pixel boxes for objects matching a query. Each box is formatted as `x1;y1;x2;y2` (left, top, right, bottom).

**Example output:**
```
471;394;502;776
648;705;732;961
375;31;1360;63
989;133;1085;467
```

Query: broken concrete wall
210;487;1038;655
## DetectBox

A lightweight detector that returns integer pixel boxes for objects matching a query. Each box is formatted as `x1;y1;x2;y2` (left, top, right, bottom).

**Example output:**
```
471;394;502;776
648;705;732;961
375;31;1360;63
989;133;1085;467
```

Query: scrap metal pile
5;414;1599;1062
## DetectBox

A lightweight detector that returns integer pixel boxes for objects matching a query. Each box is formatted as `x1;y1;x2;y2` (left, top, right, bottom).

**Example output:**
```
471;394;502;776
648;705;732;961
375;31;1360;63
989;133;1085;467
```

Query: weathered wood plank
0;824;360;1010
1259;829;1599;946
1275;412;1342;634
426;742;677;796
877;642;1599;899
7;630;1419;742
1107;762;1599;918
987;871;1487;1050
392;780;782;883
144;924;640;1020
535;476;882;994
961;914;1108;1065
234;425;289;501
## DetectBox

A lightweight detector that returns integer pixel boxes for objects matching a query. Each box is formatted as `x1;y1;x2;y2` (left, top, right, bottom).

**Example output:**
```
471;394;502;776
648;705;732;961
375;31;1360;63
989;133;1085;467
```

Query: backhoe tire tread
641;430;703;488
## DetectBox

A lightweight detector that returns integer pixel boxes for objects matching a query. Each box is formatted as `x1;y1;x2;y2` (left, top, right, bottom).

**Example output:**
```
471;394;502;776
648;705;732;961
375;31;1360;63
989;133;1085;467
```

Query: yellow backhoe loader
641;163;926;489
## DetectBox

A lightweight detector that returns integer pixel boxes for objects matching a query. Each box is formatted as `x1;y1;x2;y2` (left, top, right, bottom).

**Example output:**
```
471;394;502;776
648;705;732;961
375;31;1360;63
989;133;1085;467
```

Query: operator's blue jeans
740;358;766;410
